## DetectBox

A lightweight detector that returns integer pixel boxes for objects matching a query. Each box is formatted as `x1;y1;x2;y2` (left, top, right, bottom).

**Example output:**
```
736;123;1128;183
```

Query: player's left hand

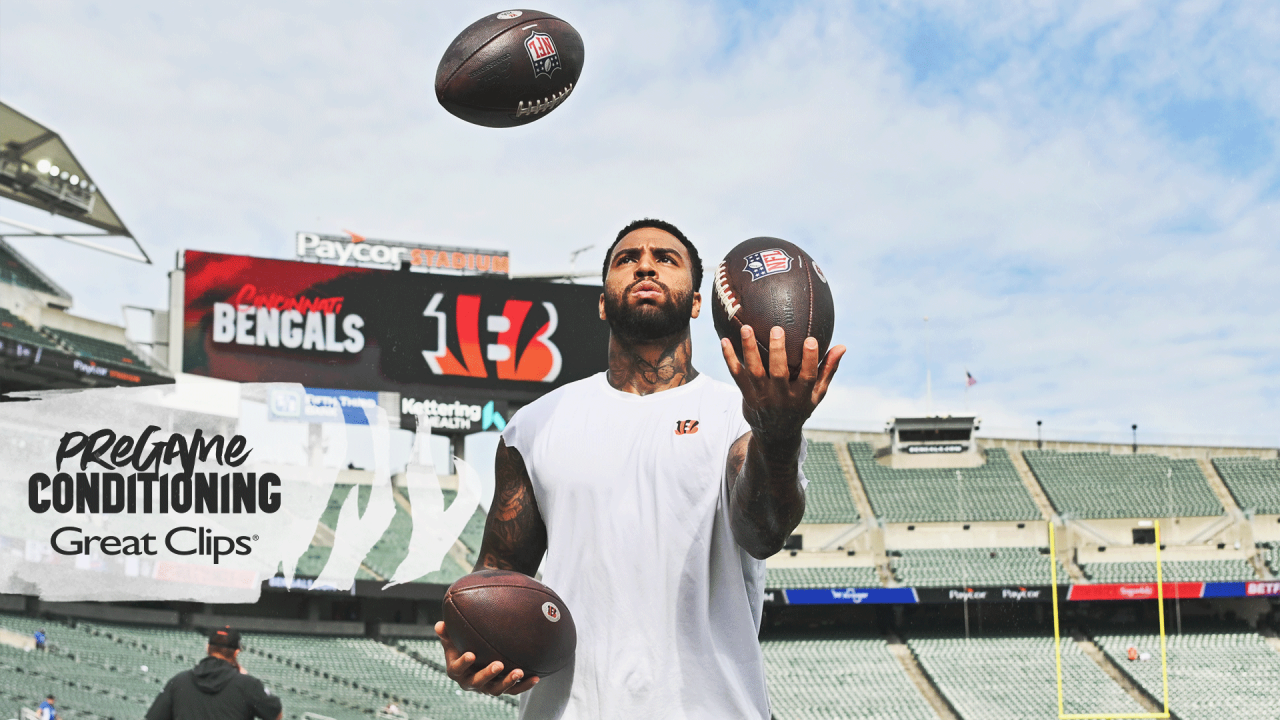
721;325;845;437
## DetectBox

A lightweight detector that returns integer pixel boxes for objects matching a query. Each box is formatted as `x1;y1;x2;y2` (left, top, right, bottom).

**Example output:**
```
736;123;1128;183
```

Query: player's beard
604;279;694;343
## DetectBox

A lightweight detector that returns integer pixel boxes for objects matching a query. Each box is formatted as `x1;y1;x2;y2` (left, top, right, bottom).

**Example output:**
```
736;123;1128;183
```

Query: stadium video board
180;250;608;405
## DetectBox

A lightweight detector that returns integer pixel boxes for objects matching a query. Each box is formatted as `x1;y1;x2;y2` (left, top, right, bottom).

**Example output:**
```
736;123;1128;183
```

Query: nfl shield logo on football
525;31;562;78
743;249;793;281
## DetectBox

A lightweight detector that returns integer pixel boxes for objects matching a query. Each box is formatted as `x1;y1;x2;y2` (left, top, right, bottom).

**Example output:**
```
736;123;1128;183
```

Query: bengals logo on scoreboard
421;292;562;383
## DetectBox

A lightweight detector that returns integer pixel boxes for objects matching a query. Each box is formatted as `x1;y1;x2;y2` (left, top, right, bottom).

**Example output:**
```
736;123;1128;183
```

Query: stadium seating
361;503;414;579
1260;543;1280;577
891;547;1067;587
0;307;58;350
766;566;881;589
761;636;937;720
295;484;479;584
1081;559;1258;583
909;635;1146;719
0;613;515;720
1212;457;1280;515
1094;632;1280;720
800;442;859;524
849;444;1040;522
0;245;62;296
1023;450;1222;519
240;633;515;720
42;328;148;367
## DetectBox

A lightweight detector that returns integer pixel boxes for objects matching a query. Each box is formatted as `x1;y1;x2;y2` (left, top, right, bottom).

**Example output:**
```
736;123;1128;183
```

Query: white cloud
0;0;1275;447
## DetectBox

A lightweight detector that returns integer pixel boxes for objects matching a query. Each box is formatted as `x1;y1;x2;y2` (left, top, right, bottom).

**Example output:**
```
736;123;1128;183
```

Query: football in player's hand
435;10;584;128
442;569;577;676
711;237;835;378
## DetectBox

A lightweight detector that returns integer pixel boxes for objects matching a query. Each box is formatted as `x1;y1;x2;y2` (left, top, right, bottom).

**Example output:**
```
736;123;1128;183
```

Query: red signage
1067;582;1204;601
1245;581;1280;597
181;250;608;403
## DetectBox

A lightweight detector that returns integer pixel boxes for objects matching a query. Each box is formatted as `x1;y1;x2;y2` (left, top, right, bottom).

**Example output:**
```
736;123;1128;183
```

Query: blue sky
1;0;1277;448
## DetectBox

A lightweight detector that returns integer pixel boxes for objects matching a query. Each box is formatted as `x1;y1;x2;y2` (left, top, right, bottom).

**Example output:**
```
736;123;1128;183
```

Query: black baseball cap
208;626;241;649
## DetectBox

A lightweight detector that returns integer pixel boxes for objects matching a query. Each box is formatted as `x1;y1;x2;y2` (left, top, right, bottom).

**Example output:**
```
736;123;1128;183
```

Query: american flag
744;249;793;280
966;371;978;387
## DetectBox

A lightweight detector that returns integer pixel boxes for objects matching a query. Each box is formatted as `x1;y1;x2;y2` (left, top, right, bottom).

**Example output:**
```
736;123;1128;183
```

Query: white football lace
515;83;574;117
715;261;740;319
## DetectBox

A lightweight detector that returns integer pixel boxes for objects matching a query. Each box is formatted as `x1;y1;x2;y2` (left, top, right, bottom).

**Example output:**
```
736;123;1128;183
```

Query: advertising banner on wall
783;587;919;605
181;250;608;404
1066;582;1205;601
915;586;1052;603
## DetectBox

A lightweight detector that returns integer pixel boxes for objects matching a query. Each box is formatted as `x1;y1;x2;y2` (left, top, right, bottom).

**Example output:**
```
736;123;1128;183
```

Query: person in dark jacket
145;626;282;720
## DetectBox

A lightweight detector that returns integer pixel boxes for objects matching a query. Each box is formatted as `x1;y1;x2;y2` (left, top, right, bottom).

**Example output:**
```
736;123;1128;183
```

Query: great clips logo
211;284;365;354
422;292;561;382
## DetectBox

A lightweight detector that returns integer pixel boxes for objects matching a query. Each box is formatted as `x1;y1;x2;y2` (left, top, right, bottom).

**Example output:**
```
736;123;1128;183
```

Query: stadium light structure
1036;420;1043;449
0;100;150;264
1132;423;1138;454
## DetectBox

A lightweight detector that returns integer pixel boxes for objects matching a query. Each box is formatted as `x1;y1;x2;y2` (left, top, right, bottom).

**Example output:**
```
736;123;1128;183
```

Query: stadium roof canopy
0;100;150;263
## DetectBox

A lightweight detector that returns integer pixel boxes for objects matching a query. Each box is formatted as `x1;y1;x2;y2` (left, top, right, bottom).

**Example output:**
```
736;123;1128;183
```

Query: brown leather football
435;10;584;128
711;237;835;378
441;569;576;677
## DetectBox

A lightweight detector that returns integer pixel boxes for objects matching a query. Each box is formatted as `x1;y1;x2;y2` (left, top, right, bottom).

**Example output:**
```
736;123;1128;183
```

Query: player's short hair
602;219;702;292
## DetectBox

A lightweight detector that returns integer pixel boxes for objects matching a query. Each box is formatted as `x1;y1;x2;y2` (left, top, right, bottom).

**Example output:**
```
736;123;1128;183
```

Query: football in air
442;569;577;677
435;9;584;128
712;237;836;379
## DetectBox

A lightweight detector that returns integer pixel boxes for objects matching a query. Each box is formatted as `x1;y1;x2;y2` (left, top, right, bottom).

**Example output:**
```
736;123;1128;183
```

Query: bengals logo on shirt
674;420;699;435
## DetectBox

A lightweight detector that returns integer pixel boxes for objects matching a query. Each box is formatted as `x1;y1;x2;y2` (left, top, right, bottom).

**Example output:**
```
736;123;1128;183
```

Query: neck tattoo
607;331;698;396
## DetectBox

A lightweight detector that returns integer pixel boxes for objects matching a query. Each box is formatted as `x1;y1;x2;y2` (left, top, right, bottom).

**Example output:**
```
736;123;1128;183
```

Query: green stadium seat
891;547;1068;587
0;307;58;351
766;566;881;589
293;484;478;585
42;327;149;367
849;444;1040;522
0;613;515;720
909;635;1145;719
1081;559;1257;583
0;244;63;295
1094;631;1280;720
1024;450;1222;519
801;442;859;524
761;636;937;719
1213;458;1280;515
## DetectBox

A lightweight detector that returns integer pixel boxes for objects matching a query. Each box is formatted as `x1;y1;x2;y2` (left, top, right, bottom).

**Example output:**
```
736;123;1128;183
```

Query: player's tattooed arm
606;328;699;395
476;439;547;576
726;430;807;559
723;325;846;559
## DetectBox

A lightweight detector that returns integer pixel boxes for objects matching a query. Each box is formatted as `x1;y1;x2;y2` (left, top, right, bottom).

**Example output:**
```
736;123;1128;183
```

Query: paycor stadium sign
295;232;509;276
181;250;608;403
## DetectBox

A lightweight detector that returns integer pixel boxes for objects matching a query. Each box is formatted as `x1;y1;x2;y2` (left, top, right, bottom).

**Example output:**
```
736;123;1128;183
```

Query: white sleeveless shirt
502;372;806;720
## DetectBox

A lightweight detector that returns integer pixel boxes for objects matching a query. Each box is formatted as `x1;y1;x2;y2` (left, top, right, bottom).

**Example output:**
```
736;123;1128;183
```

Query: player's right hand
435;621;540;696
